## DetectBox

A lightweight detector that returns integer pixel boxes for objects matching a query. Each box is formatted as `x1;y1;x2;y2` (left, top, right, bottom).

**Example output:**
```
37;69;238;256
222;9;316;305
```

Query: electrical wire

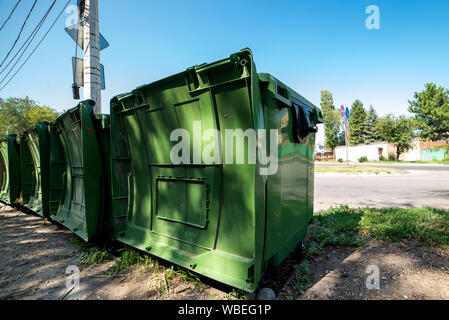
0;0;56;77
0;0;72;92
0;0;22;33
0;0;38;69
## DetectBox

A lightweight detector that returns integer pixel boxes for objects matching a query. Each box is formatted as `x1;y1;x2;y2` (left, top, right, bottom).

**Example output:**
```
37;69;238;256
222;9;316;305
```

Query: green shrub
358;156;368;163
388;153;396;161
379;155;385;161
337;158;343;162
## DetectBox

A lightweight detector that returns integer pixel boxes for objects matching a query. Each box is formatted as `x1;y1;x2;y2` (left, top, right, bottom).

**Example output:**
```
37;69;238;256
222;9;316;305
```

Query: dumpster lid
258;72;324;123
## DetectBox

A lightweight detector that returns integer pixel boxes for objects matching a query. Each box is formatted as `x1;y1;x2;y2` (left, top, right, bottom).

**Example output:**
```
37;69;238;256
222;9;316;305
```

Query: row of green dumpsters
0;49;323;292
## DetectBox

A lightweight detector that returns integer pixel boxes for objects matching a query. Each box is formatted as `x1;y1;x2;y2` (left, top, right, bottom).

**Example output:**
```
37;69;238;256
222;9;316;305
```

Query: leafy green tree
408;83;449;141
375;115;416;160
364;105;380;143
320;90;340;150
0;97;59;135
25;105;60;126
348;99;366;145
337;130;346;146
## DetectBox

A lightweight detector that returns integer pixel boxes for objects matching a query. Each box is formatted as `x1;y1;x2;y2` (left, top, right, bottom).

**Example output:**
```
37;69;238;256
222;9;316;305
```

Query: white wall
398;139;420;161
315;123;325;147
335;142;391;162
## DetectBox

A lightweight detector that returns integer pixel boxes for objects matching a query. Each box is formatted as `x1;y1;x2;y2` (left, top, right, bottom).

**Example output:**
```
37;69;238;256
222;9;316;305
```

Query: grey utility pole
82;0;101;113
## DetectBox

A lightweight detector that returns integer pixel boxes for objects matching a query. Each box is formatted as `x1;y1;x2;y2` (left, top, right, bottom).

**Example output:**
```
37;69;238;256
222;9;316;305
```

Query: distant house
335;142;396;162
397;139;420;161
314;146;334;161
335;139;448;162
397;139;448;161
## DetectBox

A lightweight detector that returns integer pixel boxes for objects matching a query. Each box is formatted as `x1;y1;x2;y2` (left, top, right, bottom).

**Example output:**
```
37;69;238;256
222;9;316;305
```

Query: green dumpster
0;134;21;204
20;122;51;217
110;48;323;291
49;100;111;241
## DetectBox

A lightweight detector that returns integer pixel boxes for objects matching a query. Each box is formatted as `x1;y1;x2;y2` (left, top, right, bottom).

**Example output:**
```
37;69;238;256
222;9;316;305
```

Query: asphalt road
314;163;449;212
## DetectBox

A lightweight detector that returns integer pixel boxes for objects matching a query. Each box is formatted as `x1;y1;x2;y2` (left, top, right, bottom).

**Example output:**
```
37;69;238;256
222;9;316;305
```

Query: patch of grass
107;246;203;287
308;206;366;250
165;265;202;288
306;241;322;257
315;165;406;174
175;268;202;285
309;206;449;251
79;247;111;265
108;247;152;274
359;207;449;246
69;237;84;250
165;266;175;286
291;261;313;294
413;160;449;165
227;289;248;300
370;159;449;165
209;292;222;300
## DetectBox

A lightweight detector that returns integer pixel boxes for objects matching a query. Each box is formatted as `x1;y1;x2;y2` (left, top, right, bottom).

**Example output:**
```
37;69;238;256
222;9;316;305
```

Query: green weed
291;261;313;294
227;289;248;300
79;247;111;265
108;247;152;274
69;237;84;250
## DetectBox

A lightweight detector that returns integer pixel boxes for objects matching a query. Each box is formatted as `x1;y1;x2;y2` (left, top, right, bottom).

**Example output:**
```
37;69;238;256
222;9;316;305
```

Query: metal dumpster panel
20;122;51;217
0;144;6;200
110;49;322;291
258;73;322;265
49;100;111;241
0;135;21;204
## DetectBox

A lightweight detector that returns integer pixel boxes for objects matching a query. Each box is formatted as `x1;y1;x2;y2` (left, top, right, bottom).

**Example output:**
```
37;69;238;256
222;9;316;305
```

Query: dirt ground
0;203;230;300
296;240;449;300
1;202;449;300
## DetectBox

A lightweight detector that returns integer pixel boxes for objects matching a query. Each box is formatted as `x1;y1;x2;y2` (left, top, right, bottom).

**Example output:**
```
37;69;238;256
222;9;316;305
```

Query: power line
0;0;72;92
0;1;56;77
0;0;38;70
0;0;56;78
0;0;22;33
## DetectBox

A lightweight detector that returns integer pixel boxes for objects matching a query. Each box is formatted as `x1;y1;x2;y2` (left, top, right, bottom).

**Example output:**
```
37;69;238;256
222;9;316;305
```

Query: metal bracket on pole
64;23;109;51
65;0;108;114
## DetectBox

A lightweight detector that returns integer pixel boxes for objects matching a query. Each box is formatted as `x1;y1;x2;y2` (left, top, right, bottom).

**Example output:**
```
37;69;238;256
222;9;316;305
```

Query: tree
364;105;380;143
320;90;340;150
375;115;416;160
348;99;366;145
337;130;346;146
408;83;449;141
0;97;59;135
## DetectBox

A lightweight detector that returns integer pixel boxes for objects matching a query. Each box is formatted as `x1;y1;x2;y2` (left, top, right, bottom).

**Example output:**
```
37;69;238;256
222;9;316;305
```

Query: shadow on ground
2;203;448;300
296;240;449;300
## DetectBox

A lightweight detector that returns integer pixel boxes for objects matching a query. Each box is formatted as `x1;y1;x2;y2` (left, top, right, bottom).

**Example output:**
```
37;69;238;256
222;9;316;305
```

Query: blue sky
0;0;448;116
